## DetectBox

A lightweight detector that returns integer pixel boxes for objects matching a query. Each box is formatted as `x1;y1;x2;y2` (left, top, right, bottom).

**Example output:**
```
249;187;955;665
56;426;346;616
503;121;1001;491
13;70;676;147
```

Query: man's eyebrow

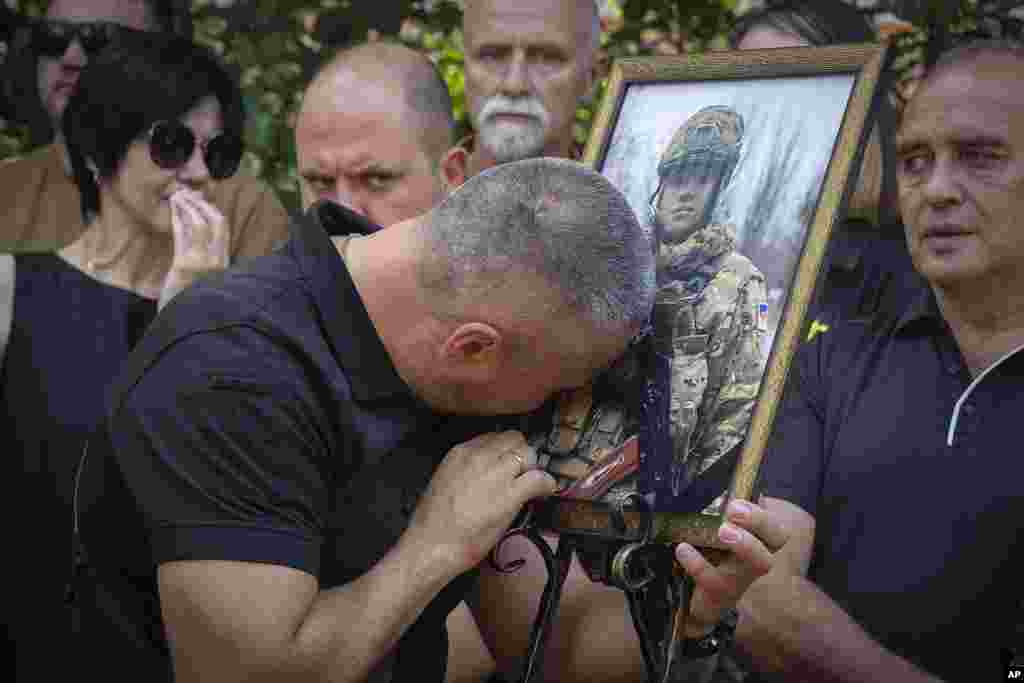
893;137;923;155
952;134;1007;148
895;132;1008;153
354;162;403;175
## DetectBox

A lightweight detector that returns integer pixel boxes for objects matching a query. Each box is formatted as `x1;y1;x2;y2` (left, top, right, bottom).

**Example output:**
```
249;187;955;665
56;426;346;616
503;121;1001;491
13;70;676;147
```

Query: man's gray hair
929;38;1024;81
421;157;655;330
463;0;601;66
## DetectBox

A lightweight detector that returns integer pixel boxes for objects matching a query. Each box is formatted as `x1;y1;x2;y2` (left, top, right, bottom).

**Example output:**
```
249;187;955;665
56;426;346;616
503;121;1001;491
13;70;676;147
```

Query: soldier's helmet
657;105;745;189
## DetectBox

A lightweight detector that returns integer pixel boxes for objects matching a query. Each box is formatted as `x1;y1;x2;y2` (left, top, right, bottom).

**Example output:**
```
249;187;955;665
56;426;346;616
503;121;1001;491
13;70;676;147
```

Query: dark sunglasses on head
148;120;244;181
31;19;144;58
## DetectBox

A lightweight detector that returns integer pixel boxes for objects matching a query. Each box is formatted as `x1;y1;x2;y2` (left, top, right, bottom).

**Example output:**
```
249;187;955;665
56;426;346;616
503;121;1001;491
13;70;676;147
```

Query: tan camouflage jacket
656;223;768;511
536;223;768;514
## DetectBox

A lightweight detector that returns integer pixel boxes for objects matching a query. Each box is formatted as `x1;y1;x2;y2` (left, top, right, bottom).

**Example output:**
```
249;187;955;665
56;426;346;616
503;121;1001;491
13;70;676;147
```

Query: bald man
295;41;466;227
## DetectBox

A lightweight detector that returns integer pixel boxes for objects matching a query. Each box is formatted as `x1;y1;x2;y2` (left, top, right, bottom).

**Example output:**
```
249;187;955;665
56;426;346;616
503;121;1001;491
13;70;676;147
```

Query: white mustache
479;96;549;127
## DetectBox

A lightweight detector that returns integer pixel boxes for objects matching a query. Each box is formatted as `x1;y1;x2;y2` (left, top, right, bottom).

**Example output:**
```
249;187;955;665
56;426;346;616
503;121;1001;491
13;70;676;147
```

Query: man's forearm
165;535;459;683
290;534;457;681
734;573;941;683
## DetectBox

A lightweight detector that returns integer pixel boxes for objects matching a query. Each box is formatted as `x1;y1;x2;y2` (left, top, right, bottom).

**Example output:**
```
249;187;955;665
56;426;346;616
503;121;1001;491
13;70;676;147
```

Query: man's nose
499;50;531;97
661;187;691;205
921;157;964;208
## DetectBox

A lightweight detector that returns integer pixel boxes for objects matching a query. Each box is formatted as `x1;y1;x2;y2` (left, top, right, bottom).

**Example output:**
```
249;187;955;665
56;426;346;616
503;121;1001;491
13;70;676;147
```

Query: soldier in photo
651;105;768;512
534;105;768;517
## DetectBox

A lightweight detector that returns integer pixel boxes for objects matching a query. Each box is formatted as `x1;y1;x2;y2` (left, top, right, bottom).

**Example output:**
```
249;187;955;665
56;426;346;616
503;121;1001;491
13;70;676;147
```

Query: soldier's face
656;173;717;245
896;55;1024;289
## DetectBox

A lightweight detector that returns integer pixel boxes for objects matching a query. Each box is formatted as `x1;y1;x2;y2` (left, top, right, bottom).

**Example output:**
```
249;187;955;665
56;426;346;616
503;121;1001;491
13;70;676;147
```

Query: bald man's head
302;42;455;166
296;42;462;225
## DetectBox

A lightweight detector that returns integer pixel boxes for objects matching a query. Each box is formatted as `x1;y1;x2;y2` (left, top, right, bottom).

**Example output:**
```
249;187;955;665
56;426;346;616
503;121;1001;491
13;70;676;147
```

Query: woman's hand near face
159;189;231;309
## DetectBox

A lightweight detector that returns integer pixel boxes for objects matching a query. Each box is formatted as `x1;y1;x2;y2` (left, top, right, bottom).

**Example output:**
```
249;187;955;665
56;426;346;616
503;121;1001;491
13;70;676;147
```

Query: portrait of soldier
652;105;768;510
533;105;768;517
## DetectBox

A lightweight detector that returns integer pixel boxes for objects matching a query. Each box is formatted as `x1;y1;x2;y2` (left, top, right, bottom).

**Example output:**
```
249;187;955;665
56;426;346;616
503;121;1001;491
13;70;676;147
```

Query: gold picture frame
538;44;892;550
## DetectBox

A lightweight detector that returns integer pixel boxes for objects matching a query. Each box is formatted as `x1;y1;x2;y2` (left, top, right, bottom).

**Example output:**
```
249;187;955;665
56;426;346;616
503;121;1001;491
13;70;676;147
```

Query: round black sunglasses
148;120;243;181
32;19;144;58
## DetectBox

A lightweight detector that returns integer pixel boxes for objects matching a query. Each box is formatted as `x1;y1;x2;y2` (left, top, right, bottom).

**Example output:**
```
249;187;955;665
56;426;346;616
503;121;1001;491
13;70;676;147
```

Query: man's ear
440;322;503;381
440;145;468;193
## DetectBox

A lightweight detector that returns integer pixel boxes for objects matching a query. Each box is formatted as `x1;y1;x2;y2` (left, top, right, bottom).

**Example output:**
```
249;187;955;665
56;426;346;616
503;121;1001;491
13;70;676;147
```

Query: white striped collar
946;341;1024;446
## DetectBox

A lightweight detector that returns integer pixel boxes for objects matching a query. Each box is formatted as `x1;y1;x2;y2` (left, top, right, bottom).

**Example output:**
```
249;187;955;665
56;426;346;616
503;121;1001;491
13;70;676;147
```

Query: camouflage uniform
535;106;767;515
654;106;767;513
656;223;767;512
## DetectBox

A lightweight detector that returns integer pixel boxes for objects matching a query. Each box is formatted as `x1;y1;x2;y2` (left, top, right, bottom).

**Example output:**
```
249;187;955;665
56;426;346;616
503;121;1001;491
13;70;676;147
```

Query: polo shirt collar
894;272;944;336
290;201;412;403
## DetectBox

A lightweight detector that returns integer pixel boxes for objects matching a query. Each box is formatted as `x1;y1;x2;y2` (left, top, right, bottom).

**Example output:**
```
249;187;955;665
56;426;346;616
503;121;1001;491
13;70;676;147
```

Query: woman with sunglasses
2;31;250;673
0;0;289;254
58;31;247;306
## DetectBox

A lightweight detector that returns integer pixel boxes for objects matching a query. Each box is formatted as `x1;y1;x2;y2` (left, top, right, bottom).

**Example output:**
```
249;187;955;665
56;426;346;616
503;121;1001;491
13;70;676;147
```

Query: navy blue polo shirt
759;272;1024;681
76;202;495;682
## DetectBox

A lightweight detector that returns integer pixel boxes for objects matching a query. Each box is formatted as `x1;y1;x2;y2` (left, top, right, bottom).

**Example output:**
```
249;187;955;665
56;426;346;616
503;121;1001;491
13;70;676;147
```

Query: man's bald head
296;42;461;225
302;42;455;164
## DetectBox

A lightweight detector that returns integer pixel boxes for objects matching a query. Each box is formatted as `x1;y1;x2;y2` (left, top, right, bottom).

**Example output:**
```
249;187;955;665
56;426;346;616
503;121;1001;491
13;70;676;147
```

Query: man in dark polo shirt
74;157;790;682
729;41;1024;682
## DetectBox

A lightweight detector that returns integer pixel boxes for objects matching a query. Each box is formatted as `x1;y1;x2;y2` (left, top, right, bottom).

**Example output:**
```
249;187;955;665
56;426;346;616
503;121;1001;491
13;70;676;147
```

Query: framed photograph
531;44;891;550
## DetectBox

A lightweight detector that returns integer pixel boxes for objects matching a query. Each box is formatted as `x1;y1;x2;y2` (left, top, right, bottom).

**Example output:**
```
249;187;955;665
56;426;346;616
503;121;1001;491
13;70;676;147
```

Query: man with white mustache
474;94;551;164
461;0;600;176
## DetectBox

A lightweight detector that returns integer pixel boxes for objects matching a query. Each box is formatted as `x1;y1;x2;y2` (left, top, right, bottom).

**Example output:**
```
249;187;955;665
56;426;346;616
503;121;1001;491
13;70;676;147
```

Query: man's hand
674;498;790;637
159;189;230;308
405;431;558;578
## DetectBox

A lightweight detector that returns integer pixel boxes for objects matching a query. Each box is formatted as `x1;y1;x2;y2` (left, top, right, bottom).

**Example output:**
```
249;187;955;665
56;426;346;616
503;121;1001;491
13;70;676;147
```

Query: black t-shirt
75;203;495;681
1;253;155;680
758;276;1024;681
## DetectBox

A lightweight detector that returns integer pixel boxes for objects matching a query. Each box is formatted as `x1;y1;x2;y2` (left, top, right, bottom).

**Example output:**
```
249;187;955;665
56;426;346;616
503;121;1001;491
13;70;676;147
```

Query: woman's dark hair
730;0;900;227
729;0;874;49
62;32;244;221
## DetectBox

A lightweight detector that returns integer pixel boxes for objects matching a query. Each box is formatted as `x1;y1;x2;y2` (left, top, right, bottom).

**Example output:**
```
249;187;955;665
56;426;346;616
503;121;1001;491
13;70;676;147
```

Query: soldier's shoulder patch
755;301;770;333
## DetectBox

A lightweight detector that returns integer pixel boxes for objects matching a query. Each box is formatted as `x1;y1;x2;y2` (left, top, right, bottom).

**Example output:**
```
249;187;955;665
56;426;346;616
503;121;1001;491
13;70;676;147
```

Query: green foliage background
2;0;1021;212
